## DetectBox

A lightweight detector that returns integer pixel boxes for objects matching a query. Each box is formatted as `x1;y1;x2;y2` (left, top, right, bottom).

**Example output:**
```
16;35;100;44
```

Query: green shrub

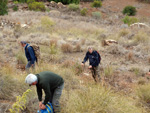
0;0;8;16
13;6;18;11
27;0;35;4
123;6;137;16
28;2;46;12
68;4;79;11
91;0;102;8
9;89;31;113
48;0;79;5
92;11;101;19
122;16;138;26
80;8;88;16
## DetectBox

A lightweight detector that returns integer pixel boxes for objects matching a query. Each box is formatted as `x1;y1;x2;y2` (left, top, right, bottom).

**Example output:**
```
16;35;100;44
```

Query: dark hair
20;41;27;44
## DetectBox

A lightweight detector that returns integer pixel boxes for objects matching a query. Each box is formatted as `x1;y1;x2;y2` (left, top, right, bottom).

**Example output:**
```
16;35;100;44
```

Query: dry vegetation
0;1;150;113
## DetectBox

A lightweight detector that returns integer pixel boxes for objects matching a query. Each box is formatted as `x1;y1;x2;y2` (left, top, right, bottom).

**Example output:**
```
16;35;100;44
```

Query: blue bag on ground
38;102;53;113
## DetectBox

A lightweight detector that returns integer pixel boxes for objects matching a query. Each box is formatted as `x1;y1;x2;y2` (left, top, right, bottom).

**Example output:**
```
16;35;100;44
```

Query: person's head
20;41;27;47
25;74;38;86
88;47;93;54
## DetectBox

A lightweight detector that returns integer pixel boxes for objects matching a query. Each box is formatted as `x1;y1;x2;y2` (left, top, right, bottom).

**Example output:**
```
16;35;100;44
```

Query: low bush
91;0;102;8
80;8;88;16
13;5;18;11
92;11;101;19
28;2;46;12
68;4;79;11
61;43;73;53
123;6;137;16
0;0;8;16
27;0;35;4
122;16;138;26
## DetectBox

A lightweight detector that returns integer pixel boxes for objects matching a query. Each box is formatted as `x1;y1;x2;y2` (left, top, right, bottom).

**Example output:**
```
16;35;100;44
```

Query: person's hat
25;74;37;86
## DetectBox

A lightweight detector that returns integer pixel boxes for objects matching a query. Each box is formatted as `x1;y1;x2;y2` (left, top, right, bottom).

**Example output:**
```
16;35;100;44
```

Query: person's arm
82;52;89;64
28;47;35;64
43;84;51;105
36;85;43;102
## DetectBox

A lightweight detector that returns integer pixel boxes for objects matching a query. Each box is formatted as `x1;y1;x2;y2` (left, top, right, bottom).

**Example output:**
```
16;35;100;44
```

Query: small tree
0;0;8;16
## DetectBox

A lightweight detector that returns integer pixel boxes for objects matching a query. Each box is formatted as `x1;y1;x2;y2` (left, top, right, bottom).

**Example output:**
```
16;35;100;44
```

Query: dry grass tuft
119;29;130;37
74;44;82;52
61;43;73;53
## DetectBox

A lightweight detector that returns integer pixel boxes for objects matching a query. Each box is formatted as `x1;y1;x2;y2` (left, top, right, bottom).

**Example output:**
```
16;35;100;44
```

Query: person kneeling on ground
81;47;101;82
25;71;64;113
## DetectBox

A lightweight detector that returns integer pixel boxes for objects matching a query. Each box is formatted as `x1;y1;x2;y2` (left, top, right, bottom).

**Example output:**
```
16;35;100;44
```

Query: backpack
95;51;101;63
38;102;53;113
27;44;40;62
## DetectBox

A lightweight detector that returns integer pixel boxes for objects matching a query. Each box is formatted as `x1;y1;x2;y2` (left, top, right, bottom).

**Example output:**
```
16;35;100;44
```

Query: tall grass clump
50;40;58;54
137;84;150;105
0;0;8;15
40;16;55;32
133;32;149;43
104;65;114;78
62;84;145;113
16;51;27;64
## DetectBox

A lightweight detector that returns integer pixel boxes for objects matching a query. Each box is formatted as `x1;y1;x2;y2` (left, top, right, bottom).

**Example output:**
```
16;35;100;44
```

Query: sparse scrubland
0;0;150;113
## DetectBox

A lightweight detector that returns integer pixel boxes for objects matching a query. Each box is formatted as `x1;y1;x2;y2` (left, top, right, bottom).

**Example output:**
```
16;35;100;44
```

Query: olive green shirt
36;71;64;105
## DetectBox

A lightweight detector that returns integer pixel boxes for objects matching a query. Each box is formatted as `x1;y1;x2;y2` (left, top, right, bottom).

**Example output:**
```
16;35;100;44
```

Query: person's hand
39;101;42;108
81;63;85;66
40;104;46;110
88;65;92;69
31;64;34;67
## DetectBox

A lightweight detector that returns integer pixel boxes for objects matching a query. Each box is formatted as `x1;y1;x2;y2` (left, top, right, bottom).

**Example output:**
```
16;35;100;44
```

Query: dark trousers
90;65;100;82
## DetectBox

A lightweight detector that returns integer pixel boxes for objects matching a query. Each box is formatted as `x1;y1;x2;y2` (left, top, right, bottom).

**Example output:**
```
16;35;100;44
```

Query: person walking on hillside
20;41;36;73
81;47;101;82
25;71;64;113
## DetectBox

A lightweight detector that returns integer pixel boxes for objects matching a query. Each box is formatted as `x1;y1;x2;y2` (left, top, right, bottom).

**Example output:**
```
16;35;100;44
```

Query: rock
120;24;128;29
102;39;118;46
57;2;64;8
